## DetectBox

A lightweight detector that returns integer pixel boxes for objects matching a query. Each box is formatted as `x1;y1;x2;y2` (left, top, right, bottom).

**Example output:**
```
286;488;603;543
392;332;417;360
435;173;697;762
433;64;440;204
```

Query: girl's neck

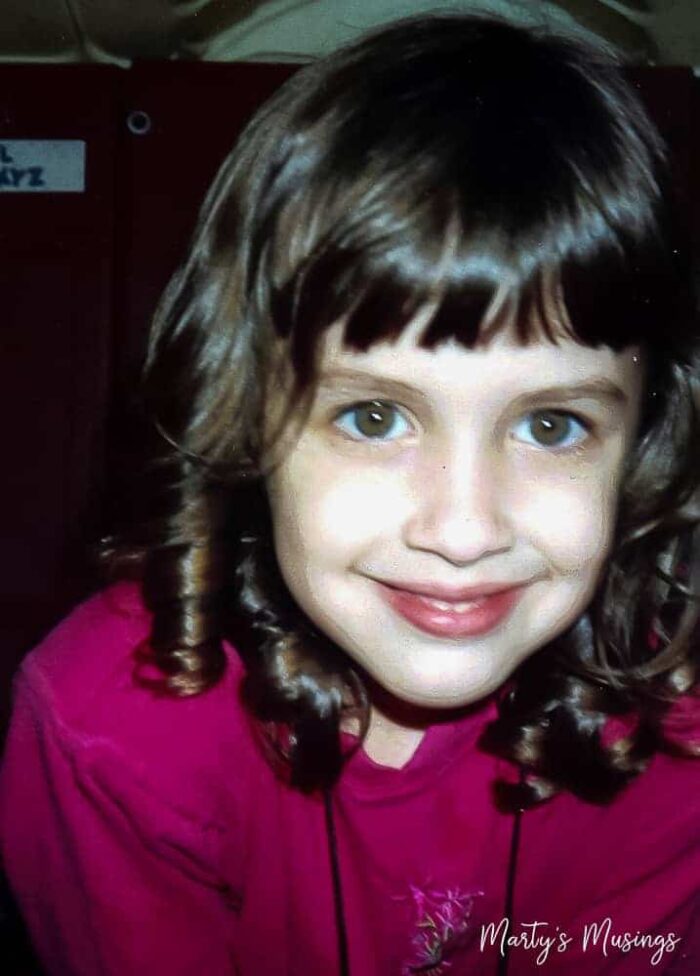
363;709;427;769
357;679;481;769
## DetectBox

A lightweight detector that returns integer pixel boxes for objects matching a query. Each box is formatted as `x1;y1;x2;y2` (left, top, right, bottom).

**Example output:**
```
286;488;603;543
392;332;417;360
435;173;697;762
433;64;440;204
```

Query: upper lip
376;579;530;601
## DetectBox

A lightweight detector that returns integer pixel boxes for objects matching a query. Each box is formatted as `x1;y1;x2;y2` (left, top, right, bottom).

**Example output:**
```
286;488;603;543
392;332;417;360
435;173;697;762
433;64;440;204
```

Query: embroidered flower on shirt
402;884;483;975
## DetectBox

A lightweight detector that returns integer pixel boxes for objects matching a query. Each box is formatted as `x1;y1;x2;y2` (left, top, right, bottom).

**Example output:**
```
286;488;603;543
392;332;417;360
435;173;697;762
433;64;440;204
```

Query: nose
403;439;514;566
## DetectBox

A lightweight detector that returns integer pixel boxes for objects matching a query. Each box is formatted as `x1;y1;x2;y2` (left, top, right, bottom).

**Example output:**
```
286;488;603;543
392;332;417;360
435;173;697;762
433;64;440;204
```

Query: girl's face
266;312;643;712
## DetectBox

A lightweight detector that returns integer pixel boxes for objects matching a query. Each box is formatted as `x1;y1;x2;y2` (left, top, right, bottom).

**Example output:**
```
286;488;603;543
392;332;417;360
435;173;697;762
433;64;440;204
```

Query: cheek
268;455;406;569
318;469;407;551
516;471;619;573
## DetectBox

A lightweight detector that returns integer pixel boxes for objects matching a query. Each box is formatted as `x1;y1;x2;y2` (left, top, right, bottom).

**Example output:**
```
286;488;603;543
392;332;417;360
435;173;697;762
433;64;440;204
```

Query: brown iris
351;401;397;438
529;411;576;446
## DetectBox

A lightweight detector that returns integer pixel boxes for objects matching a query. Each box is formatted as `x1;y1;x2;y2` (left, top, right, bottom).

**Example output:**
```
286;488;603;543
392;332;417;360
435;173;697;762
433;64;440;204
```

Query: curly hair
107;14;700;807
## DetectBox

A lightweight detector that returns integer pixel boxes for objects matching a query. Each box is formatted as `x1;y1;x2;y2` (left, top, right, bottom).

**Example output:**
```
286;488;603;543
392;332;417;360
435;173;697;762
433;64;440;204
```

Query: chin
371;662;506;713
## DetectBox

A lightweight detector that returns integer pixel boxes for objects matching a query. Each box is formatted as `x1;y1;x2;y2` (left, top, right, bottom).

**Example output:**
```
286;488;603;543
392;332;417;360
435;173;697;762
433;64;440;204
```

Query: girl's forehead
317;318;644;402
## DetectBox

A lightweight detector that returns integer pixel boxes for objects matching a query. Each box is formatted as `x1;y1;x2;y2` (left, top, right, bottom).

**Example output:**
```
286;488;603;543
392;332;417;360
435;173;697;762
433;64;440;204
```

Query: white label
0;140;86;193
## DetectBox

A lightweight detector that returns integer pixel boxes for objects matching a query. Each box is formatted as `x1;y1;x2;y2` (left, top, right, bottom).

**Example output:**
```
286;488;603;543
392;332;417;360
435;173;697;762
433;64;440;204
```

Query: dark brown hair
109;14;700;807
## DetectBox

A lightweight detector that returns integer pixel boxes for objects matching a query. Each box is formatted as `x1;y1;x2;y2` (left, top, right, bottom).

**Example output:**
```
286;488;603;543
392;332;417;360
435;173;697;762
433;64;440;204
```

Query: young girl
1;14;698;976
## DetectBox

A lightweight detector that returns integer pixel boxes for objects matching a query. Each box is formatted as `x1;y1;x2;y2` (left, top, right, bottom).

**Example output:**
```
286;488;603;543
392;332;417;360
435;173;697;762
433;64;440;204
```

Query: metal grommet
126;110;152;136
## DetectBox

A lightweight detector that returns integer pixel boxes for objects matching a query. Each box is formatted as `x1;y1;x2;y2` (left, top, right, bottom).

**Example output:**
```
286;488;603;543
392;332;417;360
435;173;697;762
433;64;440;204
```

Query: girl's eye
334;400;411;441
513;410;590;449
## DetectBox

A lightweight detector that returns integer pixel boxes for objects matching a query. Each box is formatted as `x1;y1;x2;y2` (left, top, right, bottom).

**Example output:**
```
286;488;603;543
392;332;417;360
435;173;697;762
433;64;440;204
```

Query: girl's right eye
333;400;411;441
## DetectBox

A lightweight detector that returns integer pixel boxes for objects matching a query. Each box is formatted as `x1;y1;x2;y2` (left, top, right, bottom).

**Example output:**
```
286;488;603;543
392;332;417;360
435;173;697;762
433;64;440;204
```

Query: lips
376;580;525;638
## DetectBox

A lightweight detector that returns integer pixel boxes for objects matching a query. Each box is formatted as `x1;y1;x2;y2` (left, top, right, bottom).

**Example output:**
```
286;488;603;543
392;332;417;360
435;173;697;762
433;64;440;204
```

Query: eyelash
332;400;593;451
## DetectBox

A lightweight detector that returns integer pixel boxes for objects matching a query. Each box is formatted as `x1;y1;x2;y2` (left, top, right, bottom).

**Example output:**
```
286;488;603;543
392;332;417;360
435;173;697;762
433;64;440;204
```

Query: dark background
0;61;296;733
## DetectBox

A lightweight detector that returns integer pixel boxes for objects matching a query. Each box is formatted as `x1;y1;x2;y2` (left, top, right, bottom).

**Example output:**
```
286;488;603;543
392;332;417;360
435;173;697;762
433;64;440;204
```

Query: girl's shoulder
12;582;256;827
661;692;700;750
19;581;158;706
606;695;700;755
18;581;245;725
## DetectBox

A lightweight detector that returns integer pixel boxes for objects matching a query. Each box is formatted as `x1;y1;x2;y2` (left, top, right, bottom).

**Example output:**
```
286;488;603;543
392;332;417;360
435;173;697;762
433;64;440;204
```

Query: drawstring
324;774;525;976
324;789;350;976
497;795;524;976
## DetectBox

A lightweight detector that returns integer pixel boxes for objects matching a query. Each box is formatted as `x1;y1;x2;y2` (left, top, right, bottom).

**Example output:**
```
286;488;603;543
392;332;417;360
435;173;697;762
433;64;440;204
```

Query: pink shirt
1;583;698;974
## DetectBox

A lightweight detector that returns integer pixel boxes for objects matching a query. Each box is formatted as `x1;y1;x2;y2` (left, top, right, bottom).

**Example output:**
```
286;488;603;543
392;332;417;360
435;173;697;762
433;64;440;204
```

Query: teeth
421;596;487;612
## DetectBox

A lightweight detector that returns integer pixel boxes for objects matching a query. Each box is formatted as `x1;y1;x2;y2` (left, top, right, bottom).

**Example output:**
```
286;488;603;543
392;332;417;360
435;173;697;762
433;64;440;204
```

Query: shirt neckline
339;694;499;802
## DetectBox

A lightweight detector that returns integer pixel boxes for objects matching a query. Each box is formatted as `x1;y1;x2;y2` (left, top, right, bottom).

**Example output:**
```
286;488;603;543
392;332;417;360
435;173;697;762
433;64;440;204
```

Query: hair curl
106;14;700;808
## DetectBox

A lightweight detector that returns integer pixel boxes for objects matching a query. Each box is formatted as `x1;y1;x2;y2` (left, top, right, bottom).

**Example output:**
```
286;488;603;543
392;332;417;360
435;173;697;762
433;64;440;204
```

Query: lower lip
378;584;524;638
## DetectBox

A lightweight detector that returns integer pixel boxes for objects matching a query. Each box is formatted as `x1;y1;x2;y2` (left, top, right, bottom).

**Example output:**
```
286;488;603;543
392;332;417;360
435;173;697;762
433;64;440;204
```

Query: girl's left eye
334;400;411;441
513;410;591;449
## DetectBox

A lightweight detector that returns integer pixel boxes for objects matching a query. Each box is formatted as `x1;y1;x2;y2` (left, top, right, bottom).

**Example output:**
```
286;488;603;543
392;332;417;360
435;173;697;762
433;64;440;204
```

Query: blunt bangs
253;17;693;387
276;191;691;381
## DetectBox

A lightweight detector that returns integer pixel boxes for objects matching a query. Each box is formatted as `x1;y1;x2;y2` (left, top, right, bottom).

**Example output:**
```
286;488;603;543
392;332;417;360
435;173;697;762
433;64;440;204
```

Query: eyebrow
317;367;630;408
317;369;431;403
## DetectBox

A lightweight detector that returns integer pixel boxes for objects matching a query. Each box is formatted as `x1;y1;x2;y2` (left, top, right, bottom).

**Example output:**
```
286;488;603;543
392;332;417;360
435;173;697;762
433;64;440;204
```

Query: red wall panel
0;67;119;691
